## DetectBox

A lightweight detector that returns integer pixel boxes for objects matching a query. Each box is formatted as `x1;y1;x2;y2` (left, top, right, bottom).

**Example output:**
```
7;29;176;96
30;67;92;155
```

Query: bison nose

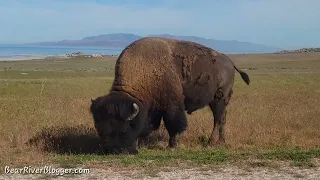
103;145;124;155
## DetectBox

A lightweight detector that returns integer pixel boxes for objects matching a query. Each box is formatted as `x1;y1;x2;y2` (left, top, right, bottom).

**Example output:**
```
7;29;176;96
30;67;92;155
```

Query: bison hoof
166;146;176;151
208;139;226;148
168;143;177;149
167;142;177;149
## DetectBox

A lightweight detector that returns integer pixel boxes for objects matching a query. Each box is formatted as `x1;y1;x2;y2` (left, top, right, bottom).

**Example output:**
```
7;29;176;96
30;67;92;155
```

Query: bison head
90;91;145;154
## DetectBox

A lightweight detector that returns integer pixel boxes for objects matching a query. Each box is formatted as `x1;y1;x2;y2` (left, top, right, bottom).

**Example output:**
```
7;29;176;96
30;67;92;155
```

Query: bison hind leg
208;88;233;147
208;100;226;147
162;105;188;148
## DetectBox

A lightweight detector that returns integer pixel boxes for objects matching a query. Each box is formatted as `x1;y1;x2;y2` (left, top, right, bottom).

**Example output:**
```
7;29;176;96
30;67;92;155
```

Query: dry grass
0;53;320;170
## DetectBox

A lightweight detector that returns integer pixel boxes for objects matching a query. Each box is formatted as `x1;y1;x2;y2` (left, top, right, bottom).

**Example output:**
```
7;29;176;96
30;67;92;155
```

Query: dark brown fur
90;37;250;154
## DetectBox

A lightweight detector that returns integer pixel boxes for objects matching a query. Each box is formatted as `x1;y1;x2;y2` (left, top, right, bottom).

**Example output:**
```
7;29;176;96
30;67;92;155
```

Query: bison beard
90;37;250;154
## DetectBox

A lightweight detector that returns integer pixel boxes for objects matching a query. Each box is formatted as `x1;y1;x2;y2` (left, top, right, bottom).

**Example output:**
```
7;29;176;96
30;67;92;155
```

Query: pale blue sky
0;0;319;49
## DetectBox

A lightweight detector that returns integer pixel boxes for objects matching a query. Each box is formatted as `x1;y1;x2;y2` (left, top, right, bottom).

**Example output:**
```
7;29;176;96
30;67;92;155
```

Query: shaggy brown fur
90;37;250;154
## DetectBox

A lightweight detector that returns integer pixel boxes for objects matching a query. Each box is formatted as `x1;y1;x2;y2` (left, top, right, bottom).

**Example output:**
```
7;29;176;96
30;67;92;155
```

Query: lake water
0;44;124;60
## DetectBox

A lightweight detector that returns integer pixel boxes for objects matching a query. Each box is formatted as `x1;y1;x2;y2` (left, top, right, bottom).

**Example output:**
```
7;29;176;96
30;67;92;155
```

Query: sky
0;0;319;49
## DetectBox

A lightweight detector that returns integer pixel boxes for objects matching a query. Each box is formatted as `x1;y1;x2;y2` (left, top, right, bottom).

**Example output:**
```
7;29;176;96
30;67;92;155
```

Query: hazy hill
29;33;281;54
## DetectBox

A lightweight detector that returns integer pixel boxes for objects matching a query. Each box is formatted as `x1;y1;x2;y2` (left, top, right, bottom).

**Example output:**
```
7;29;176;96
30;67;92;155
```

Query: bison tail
239;70;250;85
223;53;250;85
233;65;250;85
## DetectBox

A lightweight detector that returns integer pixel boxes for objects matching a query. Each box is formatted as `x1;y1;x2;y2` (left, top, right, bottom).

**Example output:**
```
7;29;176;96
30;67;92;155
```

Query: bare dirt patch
1;163;320;180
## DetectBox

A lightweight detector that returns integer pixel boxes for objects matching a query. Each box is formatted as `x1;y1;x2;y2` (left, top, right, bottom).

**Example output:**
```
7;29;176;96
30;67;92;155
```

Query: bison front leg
163;105;188;148
209;99;227;147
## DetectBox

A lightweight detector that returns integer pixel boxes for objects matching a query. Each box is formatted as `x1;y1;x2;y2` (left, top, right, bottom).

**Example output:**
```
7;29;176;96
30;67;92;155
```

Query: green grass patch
52;148;320;169
53;148;240;169
258;148;320;167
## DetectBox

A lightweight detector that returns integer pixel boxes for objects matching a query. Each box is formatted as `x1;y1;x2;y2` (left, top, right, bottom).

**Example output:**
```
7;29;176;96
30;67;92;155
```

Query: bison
90;37;250;154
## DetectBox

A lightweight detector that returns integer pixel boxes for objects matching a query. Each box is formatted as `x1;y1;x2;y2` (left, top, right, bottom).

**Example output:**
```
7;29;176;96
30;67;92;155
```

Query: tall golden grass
0;53;319;168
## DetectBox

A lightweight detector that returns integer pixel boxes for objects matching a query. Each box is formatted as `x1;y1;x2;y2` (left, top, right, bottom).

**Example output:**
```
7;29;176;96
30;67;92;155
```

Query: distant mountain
148;34;281;54
28;33;281;54
82;33;141;42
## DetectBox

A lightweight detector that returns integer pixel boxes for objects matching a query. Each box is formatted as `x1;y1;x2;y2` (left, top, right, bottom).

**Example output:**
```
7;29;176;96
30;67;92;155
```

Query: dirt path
1;164;320;180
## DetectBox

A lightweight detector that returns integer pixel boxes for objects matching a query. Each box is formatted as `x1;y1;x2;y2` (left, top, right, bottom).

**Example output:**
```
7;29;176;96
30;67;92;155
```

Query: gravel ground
1;163;320;180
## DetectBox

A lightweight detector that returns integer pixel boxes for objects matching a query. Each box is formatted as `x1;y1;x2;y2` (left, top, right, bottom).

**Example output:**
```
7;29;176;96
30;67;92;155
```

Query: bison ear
126;103;139;121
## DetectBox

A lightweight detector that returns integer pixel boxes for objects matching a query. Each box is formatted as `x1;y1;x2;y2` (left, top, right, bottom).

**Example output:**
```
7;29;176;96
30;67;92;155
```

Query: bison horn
126;103;139;121
91;98;94;102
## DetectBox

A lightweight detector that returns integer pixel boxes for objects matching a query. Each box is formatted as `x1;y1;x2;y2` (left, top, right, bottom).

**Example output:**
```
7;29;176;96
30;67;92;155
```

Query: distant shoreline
0;52;120;61
0;44;123;61
0;54;120;61
0;55;49;61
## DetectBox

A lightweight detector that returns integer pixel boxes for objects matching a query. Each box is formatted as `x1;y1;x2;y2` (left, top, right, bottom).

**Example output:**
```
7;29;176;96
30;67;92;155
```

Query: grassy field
0;53;320;172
